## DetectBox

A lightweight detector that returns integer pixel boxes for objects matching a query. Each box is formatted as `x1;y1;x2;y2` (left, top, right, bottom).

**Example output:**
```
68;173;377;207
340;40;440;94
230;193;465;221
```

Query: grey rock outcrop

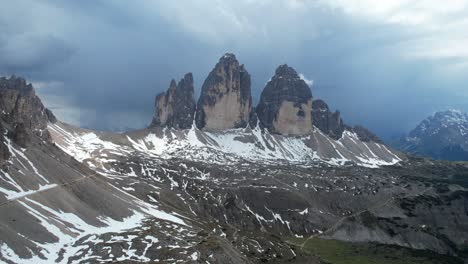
312;99;345;139
150;73;196;129
353;125;382;143
0;75;56;130
256;64;313;135
10;123;31;148
195;53;252;130
0;123;10;165
0;75;57;163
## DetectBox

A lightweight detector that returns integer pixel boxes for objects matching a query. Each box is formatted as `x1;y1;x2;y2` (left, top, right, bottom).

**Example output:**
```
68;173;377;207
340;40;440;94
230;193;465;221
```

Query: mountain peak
0;76;55;129
0;75;34;95
195;53;252;130
312;99;345;140
221;52;237;61
168;79;177;91
256;65;313;135
274;64;299;78
150;73;196;129
432;109;468;124
396;109;468;160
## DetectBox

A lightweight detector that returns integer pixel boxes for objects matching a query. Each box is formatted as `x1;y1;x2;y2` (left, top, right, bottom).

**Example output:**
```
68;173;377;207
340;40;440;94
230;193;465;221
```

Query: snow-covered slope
4;75;468;264
0;127;193;263
396;110;468;160
48;121;401;170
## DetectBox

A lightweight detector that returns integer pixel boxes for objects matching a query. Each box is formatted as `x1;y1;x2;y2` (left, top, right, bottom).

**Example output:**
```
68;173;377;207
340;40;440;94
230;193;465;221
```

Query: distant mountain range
393;110;468;161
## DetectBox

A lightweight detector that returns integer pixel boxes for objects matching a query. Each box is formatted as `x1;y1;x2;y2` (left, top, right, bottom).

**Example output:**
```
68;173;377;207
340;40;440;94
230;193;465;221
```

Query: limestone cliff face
256;65;313;135
195;53;252;130
150;73;196;129
312;99;345;139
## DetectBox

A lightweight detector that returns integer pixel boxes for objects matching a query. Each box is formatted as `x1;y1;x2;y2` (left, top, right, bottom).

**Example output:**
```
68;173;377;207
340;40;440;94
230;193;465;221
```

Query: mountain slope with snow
1;74;468;263
396;110;468;161
48;121;401;170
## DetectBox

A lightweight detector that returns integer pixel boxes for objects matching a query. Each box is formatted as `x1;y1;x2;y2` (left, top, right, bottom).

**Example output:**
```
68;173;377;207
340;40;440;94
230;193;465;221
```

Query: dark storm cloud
0;33;74;72
2;0;468;138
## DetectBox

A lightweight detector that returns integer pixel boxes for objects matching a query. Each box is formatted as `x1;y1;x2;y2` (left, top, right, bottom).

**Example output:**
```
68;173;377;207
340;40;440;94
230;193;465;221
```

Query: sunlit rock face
150;73;196;129
195;53;252;130
256;64;313;136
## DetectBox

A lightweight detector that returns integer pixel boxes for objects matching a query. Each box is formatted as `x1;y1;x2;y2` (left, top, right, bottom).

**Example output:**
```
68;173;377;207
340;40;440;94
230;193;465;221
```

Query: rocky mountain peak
0;75;56;163
256;64;313;135
178;72;194;90
312;99;345;140
0;75;56;129
274;64;299;78
168;79;177;91
220;52;237;62
0;75;36;99
394;109;468;160
147;54;382;143
410;110;468;139
195;54;252;130
150;73;196;129
312;99;329;111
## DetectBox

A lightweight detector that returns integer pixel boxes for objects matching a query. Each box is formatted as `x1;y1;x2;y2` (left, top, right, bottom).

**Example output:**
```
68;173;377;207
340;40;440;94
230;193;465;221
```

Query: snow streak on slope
48;122;401;168
0;129;189;264
1;198;187;264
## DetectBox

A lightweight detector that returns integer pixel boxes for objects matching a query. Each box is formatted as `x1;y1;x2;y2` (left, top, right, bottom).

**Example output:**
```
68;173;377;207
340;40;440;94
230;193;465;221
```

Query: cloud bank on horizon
1;0;468;137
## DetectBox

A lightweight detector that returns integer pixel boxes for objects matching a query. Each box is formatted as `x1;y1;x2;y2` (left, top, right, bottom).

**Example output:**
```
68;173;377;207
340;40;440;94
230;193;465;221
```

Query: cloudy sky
1;0;468;139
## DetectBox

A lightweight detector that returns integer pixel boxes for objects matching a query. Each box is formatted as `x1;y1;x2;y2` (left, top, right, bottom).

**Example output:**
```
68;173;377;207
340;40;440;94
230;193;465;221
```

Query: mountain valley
0;55;467;263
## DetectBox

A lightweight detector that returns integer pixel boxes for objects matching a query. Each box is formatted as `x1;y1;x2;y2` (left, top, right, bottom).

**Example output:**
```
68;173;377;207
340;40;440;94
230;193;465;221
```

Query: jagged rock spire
150;73;196;129
195;53;253;130
312;99;345;139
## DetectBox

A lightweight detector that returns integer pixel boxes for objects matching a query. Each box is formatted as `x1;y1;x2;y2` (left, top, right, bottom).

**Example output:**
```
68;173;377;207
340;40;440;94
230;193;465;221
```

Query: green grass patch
288;237;463;264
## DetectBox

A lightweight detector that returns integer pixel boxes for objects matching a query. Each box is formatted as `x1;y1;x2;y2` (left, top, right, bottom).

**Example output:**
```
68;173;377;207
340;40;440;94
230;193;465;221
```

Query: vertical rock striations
150;73;196;129
146;54;383;144
195;53;252;130
312;99;345;139
256;65;313;135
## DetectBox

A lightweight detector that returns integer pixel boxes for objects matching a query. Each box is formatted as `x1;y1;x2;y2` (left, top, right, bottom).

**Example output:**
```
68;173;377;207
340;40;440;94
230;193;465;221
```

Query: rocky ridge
0;76;56;130
0;73;467;263
0;76;56;163
152;54;382;143
394;110;468;160
312;99;345;140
